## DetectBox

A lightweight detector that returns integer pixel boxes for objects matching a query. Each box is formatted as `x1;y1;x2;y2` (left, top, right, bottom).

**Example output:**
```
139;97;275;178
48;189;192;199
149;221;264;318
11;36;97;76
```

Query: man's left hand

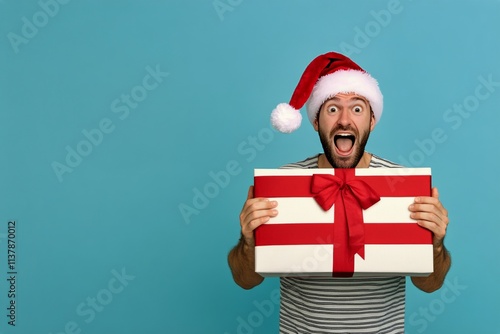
408;187;449;254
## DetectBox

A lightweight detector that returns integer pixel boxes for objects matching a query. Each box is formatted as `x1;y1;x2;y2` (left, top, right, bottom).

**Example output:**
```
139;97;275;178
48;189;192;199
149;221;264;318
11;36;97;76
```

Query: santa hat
270;52;383;133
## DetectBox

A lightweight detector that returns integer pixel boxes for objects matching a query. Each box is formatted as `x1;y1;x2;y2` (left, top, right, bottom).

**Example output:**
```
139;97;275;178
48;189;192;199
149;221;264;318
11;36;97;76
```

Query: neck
318;152;372;168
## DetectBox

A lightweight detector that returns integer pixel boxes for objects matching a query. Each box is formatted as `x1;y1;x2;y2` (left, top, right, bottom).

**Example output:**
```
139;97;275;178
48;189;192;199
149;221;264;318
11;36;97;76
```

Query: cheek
356;114;374;131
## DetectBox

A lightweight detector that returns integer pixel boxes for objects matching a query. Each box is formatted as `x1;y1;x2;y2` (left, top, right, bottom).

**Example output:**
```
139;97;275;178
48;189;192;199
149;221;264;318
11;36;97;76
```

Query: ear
369;111;376;132
313;112;319;132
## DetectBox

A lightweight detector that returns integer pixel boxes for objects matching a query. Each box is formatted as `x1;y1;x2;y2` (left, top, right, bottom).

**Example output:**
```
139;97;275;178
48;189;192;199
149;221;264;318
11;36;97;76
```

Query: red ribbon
311;169;380;277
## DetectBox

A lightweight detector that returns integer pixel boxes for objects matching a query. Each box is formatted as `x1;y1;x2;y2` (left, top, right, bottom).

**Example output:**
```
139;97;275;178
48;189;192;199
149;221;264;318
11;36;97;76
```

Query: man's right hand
239;185;278;247
228;185;278;289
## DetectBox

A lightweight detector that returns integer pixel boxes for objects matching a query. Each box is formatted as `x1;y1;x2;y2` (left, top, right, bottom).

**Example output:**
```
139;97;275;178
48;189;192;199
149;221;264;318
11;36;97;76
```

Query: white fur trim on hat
305;69;383;125
271;103;303;133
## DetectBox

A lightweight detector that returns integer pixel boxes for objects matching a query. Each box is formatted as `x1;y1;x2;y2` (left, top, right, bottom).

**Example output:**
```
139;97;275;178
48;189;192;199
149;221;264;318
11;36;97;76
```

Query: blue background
1;1;499;333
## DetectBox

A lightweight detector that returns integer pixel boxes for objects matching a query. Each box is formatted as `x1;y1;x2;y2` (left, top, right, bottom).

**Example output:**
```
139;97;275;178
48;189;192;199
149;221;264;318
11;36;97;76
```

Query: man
228;52;451;333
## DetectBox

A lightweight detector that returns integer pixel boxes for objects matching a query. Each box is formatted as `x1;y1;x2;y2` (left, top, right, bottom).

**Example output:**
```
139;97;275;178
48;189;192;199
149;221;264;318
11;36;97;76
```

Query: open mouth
334;133;355;155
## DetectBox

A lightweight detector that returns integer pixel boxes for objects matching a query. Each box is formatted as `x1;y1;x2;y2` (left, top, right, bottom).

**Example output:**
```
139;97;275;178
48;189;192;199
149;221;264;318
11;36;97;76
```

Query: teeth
334;133;355;139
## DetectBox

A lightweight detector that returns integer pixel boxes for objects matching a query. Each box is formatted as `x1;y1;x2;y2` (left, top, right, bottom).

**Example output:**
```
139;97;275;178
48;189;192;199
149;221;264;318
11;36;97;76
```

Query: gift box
253;168;433;277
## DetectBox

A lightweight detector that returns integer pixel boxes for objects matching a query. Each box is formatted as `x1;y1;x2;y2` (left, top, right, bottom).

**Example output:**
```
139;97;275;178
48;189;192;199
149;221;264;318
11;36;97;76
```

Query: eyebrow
327;96;369;104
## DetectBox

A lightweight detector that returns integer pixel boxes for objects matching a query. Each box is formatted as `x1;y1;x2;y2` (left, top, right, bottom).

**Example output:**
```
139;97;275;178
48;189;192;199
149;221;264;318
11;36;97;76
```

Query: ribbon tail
332;190;357;277
344;189;366;260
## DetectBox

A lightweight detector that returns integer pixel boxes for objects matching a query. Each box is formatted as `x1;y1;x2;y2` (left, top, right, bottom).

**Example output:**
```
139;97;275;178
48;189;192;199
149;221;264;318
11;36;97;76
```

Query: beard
318;123;371;168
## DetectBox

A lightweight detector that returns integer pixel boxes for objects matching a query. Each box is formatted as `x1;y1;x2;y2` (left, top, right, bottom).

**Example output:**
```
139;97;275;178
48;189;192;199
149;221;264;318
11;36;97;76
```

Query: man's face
313;93;375;168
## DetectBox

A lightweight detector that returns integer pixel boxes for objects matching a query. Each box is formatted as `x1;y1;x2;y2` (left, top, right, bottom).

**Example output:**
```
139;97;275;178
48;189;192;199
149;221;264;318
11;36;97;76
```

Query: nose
337;109;351;126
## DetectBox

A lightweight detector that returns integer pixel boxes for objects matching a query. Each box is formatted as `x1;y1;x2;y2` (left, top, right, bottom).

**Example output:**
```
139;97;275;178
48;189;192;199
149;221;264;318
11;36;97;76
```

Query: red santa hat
270;52;383;133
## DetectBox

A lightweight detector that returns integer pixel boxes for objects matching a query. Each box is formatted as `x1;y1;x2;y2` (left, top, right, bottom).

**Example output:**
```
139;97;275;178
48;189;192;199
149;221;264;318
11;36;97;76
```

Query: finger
241;197;277;216
411;210;443;226
409;203;446;218
415;219;440;232
409;194;448;216
243;211;276;233
413;196;440;206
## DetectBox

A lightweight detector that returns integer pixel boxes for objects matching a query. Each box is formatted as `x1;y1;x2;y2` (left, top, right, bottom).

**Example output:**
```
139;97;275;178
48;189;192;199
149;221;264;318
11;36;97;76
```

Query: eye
328;106;338;113
352;105;363;113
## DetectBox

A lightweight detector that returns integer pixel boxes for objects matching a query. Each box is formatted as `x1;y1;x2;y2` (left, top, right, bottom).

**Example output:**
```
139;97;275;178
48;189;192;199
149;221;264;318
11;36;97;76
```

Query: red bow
311;169;380;276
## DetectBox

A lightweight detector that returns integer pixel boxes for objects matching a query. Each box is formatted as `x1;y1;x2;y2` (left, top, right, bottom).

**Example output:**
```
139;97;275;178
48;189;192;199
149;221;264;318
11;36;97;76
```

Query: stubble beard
318;124;371;168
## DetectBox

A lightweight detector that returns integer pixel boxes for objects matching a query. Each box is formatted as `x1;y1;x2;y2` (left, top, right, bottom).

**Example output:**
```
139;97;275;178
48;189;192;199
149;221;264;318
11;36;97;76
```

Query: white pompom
270;103;302;133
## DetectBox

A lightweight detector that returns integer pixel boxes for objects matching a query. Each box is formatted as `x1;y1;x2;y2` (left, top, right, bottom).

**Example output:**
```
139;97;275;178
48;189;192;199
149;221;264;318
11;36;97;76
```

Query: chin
334;157;358;169
326;153;356;168
328;146;365;168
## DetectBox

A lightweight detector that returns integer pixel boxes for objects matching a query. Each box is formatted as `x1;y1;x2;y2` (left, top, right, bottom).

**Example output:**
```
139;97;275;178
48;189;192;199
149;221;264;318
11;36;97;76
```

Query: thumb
432;187;439;199
247;185;254;200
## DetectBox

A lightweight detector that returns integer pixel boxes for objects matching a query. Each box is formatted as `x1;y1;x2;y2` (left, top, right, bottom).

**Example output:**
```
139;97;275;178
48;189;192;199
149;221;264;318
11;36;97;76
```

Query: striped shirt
279;153;405;334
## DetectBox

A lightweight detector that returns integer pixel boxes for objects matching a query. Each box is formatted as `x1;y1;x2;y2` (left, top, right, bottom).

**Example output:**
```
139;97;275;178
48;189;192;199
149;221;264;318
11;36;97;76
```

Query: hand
408;187;449;254
239;185;278;247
